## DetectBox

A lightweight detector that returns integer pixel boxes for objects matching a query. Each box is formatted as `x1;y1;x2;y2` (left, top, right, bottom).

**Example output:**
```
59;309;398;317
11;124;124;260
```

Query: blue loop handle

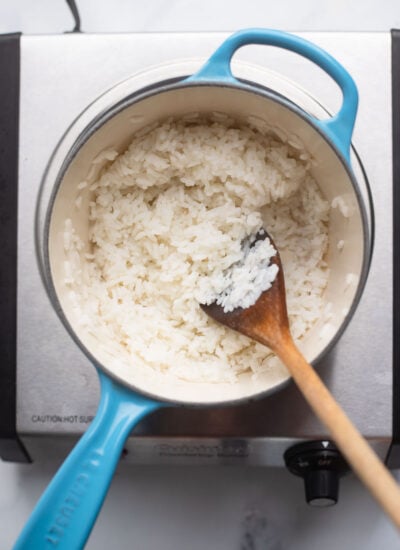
13;371;161;550
187;28;358;161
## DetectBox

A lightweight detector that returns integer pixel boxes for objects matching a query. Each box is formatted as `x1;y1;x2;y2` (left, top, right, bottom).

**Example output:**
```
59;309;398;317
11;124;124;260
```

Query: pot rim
36;73;374;407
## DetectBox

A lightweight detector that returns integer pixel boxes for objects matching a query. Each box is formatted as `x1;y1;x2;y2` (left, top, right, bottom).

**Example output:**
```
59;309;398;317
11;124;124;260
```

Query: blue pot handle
187;28;358;161
13;371;160;550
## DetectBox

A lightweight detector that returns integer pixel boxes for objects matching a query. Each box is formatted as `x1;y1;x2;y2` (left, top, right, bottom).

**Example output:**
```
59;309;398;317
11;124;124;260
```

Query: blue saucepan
14;28;373;549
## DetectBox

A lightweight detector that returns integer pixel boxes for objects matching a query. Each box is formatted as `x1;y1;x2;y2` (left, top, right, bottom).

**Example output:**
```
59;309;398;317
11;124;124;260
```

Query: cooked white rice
64;117;330;383
200;233;279;313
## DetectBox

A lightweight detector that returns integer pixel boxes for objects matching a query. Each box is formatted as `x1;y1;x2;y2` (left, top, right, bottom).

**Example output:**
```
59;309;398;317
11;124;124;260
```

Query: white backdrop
1;0;400;548
0;0;399;34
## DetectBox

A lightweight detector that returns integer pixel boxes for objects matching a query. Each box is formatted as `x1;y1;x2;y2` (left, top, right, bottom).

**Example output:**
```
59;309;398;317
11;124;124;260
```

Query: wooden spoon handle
276;337;400;529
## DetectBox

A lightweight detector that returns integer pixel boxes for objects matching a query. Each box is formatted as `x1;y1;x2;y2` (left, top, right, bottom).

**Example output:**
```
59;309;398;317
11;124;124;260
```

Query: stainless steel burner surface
16;32;392;464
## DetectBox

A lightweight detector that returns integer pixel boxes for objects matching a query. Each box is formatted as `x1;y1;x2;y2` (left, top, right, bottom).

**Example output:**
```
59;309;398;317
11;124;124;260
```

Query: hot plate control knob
284;440;350;507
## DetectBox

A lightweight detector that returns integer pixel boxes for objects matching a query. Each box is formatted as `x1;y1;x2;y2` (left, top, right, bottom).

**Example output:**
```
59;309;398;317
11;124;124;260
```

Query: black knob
284;441;349;507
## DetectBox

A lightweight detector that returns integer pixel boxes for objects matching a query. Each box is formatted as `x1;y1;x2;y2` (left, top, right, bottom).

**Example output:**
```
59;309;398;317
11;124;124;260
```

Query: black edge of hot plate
0;33;30;462
386;29;400;468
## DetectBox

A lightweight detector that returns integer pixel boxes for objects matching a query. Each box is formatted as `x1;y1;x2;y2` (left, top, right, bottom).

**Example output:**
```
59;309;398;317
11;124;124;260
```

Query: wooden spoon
201;231;400;529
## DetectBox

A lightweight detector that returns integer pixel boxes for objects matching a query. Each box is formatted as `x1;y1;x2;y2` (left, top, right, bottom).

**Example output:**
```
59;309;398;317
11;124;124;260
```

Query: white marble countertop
1;0;400;548
3;460;400;549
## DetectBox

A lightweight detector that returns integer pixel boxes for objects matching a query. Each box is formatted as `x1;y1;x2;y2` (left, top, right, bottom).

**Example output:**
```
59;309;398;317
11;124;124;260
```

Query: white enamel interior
46;82;370;405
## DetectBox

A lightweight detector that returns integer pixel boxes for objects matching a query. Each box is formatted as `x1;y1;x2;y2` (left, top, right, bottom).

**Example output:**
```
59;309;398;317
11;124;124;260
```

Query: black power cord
65;0;81;33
